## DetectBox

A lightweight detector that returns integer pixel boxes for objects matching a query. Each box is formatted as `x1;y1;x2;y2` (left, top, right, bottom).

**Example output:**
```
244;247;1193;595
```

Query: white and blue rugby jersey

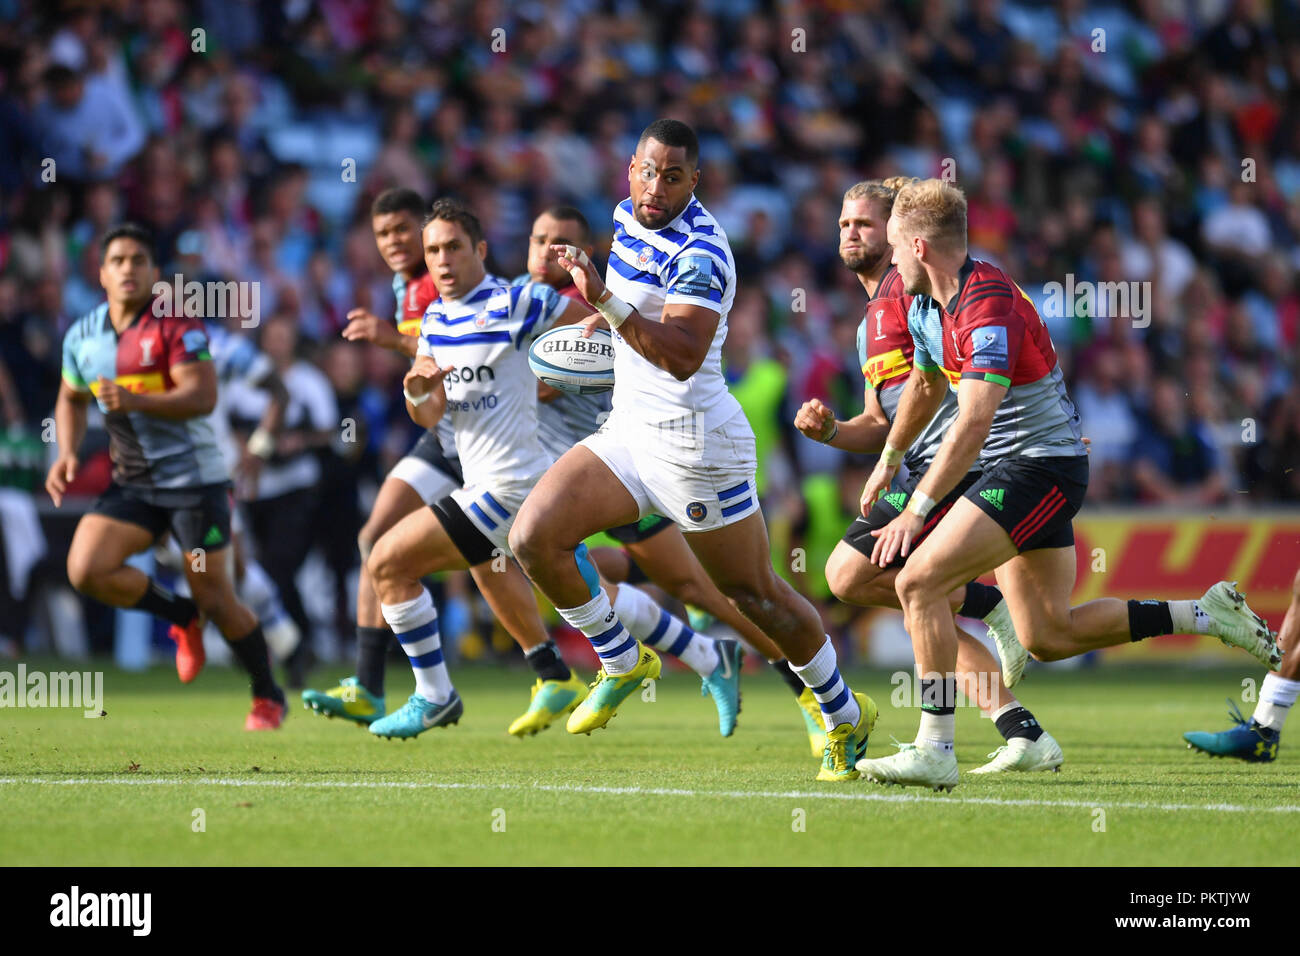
207;323;272;471
416;274;569;487
605;196;742;431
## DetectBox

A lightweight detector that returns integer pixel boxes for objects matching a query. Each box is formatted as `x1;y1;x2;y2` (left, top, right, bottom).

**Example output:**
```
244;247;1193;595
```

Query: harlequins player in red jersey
794;178;1063;775
855;179;1279;790
49;224;286;728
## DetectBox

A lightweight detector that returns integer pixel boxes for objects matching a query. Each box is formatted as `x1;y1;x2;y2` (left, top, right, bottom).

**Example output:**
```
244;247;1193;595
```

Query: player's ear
690;167;700;191
476;239;487;262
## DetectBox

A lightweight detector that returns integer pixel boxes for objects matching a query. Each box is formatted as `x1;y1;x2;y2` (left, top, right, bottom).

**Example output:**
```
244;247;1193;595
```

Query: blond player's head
838;177;917;274
887;178;967;296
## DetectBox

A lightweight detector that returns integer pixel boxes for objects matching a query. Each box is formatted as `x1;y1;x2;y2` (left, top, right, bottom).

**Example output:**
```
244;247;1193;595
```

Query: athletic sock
133;580;198;628
991;701;1044;742
225;624;281;701
558;590;639;675
1167;599;1211;634
957;581;1002;620
381;592;454;703
612;584;716;676
524;640;572;682
1255;673;1300;731
917;676;956;753
356;626;390;696
770;658;806;697
792;639;860;732
1128;599;1174;641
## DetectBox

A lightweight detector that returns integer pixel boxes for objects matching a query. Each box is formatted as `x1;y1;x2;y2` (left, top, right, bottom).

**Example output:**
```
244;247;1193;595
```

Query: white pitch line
0;776;1297;815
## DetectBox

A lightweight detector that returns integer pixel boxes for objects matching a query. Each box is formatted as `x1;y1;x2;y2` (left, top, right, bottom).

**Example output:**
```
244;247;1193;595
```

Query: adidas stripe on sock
559;590;640;675
612;585;716;677
792;639;860;732
381;591;454;704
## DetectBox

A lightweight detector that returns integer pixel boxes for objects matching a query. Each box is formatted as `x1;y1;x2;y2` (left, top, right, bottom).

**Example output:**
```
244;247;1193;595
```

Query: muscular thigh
515;445;641;547
682;510;777;596
900;497;1018;597
993;546;1076;642
372;506;471;580
365;473;430;543
69;514;155;577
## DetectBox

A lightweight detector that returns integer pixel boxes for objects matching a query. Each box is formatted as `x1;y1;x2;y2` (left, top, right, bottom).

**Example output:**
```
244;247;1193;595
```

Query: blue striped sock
381;591;453;703
612;585;716;677
793;639;861;731
558;590;640;675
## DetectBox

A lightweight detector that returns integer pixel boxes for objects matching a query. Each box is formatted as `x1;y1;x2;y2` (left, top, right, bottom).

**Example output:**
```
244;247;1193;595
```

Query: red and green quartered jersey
907;258;1085;463
60;299;228;489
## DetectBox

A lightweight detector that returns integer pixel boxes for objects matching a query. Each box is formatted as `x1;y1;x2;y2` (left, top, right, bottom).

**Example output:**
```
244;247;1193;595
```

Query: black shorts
408;431;463;484
429;494;496;567
606;513;674;545
965;455;1089;552
91;482;233;553
841;471;981;569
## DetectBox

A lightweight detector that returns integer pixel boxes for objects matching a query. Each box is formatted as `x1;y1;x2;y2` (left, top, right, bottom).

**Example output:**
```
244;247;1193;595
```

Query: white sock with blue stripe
611;584;718;677
559;589;640;675
381;591;453;704
792;639;860;732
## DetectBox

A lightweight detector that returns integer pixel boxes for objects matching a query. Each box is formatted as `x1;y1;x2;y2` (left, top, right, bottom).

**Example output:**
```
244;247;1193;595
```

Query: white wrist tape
246;427;275;460
906;490;936;518
595;289;633;329
403;386;431;406
881;443;904;467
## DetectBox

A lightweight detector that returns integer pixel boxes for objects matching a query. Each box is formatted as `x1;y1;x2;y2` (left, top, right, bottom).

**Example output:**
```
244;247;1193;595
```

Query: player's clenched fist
342;309;402;350
45;454;79;508
795;398;837;443
96;376;134;413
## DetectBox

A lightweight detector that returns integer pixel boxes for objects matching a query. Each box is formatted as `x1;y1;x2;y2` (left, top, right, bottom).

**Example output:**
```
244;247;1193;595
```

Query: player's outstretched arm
45;381;90;507
98;360;217;420
552;244;715;381
795;387;891;454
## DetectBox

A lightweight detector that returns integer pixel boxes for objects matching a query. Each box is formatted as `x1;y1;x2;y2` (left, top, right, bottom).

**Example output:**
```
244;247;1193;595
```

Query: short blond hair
892;179;967;252
842;176;919;212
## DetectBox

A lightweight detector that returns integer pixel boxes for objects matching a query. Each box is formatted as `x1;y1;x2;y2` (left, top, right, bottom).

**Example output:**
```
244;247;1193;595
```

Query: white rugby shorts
579;408;760;532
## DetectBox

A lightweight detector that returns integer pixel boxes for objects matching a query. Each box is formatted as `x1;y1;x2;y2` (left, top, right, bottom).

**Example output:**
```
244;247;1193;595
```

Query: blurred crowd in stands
2;0;1299;655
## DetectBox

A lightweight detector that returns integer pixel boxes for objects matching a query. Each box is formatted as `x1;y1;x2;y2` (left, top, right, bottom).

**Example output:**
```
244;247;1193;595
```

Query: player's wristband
246;427;275;460
403;386;431;407
906;490;936;518
595;288;633;329
881;443;904;467
821;421;838;444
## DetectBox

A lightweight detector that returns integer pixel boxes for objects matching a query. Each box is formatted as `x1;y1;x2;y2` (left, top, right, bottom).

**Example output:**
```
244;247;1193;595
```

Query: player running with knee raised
363;199;598;739
796;178;1060;773
302;188;477;726
1185;565;1300;762
855;180;1278;790
47;223;287;729
305;189;580;733
518;205;819;743
510;119;878;781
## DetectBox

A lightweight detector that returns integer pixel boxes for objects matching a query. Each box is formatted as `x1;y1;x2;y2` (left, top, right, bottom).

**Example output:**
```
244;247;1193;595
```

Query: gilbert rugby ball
528;326;615;394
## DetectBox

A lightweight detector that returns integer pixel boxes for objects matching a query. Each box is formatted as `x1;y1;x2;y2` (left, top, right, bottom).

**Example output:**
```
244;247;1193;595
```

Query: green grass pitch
3;660;1298;866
